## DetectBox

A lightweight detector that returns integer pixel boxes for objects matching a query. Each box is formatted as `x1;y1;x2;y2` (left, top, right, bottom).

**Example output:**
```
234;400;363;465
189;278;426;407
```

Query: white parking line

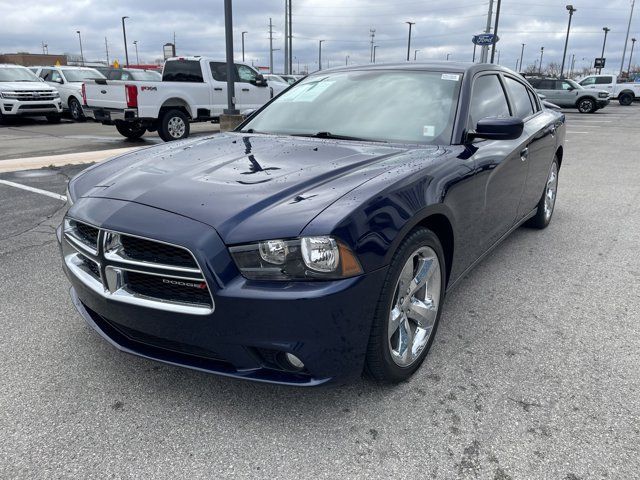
0;179;66;201
566;131;590;134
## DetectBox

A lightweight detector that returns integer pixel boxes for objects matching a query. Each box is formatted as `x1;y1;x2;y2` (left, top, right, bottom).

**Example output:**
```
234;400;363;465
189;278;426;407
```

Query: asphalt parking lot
1;105;639;479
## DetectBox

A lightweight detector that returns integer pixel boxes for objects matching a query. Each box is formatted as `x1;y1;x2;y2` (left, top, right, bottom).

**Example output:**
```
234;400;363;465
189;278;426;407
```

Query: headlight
230;236;363;280
598;92;609;98
52;91;60;98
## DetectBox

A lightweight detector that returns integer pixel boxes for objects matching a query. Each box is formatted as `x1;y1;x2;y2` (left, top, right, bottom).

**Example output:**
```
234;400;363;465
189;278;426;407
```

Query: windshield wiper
291;131;386;143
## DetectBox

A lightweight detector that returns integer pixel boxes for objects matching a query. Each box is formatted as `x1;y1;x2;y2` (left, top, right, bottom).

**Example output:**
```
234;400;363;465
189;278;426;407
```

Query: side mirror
55;78;64;84
567;86;575;91
469;117;524;141
251;74;268;87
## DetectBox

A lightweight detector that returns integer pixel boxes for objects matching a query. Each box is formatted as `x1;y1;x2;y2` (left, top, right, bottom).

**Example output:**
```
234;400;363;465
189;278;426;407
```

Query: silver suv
528;77;610;113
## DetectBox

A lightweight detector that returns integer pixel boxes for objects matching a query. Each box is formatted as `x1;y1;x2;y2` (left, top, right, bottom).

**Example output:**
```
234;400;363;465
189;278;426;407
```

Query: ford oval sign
473;34;499;46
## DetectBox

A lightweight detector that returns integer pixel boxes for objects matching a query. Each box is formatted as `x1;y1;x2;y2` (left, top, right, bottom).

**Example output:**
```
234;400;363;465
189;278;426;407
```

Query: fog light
285;353;304;370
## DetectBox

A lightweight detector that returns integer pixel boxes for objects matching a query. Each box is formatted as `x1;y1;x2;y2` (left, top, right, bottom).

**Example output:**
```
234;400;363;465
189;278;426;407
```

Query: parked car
0;64;63;123
34;66;106;121
60;62;565;385
83;57;286;141
263;74;290;87
527;77;609;113
578;74;640;105
280;74;303;85
94;67;162;81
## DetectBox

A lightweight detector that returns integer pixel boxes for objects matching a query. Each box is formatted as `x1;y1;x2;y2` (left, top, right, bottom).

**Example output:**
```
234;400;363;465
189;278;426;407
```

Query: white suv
34;66;105;121
0;64;63;123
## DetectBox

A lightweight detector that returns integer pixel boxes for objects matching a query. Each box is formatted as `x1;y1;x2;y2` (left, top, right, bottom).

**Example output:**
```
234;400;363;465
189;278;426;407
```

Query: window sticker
279;80;335;102
441;73;460;81
423;125;436;137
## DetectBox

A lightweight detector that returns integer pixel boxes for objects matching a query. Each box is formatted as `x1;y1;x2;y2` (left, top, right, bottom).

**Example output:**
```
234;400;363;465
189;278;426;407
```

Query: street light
241;31;247;62
133;40;139;65
405;21;415;62
318;40;325;70
76;31;84;66
373;45;378;63
539;46;544;74
519;43;526;73
121;16;130;67
414;49;419;61
560;5;576;78
620;0;636;76
629;38;637;74
599;27;610;74
446;53;451;61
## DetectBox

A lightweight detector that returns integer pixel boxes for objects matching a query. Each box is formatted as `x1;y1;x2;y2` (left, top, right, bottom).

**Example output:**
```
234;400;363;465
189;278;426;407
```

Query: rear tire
526;158;559;229
577;97;596;113
158;109;190;142
619;92;634;106
115;122;146;140
365;228;446;383
68;97;85;122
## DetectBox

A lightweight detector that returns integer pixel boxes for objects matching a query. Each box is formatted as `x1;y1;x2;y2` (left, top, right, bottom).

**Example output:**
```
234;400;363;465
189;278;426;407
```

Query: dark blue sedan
59;62;565;385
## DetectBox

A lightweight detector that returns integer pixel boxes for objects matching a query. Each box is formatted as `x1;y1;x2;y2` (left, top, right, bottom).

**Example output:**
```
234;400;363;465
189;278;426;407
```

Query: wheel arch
619;89;635;98
159;98;193;118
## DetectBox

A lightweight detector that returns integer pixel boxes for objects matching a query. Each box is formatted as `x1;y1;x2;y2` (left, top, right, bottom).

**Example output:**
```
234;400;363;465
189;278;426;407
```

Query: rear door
208;61;229;116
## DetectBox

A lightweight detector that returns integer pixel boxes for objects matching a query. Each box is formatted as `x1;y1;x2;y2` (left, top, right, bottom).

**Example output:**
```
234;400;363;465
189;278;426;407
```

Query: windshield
566;79;582;90
0;67;41;82
242;70;462;144
131;70;162;81
62;69;105;82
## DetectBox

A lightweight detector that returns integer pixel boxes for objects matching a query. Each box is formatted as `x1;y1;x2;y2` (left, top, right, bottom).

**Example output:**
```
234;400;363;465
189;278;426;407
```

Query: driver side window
580;77;596;86
236;64;257;83
468;74;510;129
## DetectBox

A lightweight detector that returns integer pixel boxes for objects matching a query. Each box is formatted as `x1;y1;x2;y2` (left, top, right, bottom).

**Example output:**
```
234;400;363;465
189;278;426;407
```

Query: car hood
77;133;441;243
0;82;56;91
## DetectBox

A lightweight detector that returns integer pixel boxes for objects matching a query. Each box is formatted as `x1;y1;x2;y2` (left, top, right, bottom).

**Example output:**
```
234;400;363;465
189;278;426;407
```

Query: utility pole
570;54;576;77
629;38;637;74
446;53;451;61
620;0;636;75
122;16;130;67
519;43;525;72
490;0;502;63
369;29;376;62
223;0;238;116
599;27;610;74
133;40;139;65
241;31;247;62
76;31;84;66
318;40;325;70
288;0;292;75
173;32;176;55
481;0;494;62
539;46;544;74
560;5;576;78
284;0;289;74
105;37;110;65
373;45;378;63
496;50;500;64
405;21;415;62
269;18;274;73
472;43;477;62
414;49;419;61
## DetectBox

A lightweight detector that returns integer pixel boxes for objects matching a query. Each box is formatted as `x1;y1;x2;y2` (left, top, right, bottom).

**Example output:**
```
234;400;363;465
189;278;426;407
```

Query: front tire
68;97;85;122
115;122;146;140
365;228;446;383
526;158;559;229
619;92;634;106
158;109;190;142
577;97;596;113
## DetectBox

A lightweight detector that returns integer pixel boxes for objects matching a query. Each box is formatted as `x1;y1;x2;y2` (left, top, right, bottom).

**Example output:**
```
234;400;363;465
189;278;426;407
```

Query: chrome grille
62;218;214;315
3;91;58;101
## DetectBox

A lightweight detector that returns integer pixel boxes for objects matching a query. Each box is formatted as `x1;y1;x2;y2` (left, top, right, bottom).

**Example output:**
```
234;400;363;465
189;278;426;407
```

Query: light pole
318;40;325;70
620;0;636;76
446;53;451;61
241;31;247;62
105;37;109;65
345;55;349;66
373;45;378;63
472;43;477;63
519;43;525;72
490;0;502;63
133;40;139;65
121;16;130;67
223;0;238;116
599;27;610;74
629;38;637;74
405;21;415;62
414;49;419;61
560;5;576;78
539;46;544;75
76;31;84;66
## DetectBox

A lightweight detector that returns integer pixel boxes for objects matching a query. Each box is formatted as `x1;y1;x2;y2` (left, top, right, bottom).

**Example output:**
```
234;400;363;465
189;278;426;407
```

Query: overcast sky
0;0;638;74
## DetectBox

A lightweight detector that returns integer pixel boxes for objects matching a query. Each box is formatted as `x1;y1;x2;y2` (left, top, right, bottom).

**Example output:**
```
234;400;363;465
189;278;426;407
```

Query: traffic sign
594;57;606;68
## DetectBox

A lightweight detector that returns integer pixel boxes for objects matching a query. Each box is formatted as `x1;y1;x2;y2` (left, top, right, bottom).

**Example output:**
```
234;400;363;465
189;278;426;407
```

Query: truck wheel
158;109;190;142
619;92;634;106
68;98;85;122
115;122;146;140
46;115;61;124
577;98;596;113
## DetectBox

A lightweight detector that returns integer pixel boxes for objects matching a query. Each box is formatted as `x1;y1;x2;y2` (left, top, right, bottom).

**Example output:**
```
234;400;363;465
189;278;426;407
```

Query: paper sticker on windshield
280;80;335;102
423;125;435;137
441;74;460;81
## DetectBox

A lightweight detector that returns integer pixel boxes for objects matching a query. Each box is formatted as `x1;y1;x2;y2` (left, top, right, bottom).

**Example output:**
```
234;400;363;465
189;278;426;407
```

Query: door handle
213;87;223;91
241;88;250;92
520;147;529;162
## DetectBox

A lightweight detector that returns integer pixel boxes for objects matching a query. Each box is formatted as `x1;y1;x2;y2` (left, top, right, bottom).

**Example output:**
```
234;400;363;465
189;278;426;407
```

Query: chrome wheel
388;246;441;367
543;162;558;221
578;99;593;113
167;116;186;138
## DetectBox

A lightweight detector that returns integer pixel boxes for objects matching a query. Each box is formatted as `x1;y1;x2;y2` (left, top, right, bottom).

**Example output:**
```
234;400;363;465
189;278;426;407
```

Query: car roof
307;61;516;77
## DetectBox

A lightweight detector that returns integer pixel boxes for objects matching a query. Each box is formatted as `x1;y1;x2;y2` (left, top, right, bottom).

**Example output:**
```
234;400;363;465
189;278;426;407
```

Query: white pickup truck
578;74;640;106
83;57;286;141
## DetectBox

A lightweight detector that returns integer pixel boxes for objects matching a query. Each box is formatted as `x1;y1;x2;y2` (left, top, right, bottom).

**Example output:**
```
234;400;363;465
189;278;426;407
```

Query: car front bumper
58;197;387;386
0;98;63;116
596;98;610;108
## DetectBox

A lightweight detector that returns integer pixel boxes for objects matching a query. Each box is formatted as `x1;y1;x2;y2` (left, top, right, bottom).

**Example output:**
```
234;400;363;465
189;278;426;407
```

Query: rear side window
504;77;534;119
527;78;541;88
469;74;510;127
209;62;228;82
579;77;596;86
108;70;122;80
163;60;203;82
537;79;556;90
595;76;613;85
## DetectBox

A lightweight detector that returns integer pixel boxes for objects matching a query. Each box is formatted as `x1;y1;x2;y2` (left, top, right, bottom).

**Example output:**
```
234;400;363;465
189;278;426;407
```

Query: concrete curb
0;147;141;173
